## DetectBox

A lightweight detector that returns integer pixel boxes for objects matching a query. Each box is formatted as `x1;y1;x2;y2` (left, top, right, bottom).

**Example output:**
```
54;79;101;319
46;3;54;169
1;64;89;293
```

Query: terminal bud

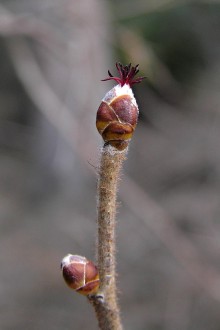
96;63;145;150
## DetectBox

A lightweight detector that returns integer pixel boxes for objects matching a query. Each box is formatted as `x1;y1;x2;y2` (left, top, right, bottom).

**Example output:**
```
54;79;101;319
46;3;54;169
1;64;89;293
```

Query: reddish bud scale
97;93;138;150
96;63;144;150
61;254;99;296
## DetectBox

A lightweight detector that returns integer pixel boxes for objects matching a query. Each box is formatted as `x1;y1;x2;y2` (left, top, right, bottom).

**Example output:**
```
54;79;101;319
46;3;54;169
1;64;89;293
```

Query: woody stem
88;144;126;330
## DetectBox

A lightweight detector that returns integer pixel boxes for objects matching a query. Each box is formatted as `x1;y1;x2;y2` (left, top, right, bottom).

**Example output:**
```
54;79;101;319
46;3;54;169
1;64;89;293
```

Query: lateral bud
61;254;99;296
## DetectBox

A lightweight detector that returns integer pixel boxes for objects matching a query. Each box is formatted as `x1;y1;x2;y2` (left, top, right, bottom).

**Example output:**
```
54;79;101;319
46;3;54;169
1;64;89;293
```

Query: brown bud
96;86;138;151
61;254;99;296
97;63;145;150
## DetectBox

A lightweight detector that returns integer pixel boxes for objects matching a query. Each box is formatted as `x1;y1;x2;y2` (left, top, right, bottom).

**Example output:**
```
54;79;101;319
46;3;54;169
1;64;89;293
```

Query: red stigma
102;62;145;87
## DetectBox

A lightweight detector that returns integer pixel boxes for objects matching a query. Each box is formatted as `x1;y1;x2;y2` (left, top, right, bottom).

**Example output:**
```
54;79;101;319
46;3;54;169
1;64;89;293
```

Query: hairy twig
88;146;126;330
86;63;145;329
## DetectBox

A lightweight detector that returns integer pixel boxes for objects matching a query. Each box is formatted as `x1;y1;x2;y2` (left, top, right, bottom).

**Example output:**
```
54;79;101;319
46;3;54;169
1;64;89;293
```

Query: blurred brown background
1;0;220;329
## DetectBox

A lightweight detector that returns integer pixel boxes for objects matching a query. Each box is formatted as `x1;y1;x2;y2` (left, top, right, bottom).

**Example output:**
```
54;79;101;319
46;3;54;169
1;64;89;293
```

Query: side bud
61;254;99;296
96;63;145;151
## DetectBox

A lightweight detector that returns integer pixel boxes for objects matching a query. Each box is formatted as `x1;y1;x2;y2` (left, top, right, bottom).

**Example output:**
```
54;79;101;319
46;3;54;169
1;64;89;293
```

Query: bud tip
102;62;145;87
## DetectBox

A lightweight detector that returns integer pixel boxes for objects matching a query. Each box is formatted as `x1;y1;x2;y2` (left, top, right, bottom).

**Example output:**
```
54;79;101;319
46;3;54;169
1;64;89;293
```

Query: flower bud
61;254;99;296
96;63;145;151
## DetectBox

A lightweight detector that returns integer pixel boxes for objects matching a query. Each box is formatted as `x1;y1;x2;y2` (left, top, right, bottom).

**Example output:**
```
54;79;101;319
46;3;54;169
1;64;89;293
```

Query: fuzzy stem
89;144;126;330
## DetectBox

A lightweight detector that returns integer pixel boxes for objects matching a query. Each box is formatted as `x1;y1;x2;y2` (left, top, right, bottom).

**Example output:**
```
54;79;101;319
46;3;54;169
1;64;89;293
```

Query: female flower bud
61;254;99;296
96;63;145;151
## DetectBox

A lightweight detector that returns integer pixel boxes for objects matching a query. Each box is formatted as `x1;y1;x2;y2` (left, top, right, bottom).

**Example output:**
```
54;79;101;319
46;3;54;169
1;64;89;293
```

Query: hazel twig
61;63;144;330
88;145;126;330
88;63;144;330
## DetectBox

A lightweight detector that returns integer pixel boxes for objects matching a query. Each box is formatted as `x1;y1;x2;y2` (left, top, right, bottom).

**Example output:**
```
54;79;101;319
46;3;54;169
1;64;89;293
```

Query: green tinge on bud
61;254;99;296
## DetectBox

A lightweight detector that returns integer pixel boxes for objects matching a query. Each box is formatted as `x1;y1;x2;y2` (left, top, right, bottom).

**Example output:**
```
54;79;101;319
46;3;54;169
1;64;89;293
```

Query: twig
86;63;145;329
88;146;126;330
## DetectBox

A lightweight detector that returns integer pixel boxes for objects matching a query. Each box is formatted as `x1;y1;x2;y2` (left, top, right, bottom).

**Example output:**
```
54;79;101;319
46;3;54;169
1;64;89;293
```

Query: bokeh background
1;0;220;329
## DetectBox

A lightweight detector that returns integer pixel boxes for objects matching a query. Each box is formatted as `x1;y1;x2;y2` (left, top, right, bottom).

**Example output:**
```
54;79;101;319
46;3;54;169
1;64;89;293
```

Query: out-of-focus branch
0;4;66;56
7;38;80;153
121;175;220;302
